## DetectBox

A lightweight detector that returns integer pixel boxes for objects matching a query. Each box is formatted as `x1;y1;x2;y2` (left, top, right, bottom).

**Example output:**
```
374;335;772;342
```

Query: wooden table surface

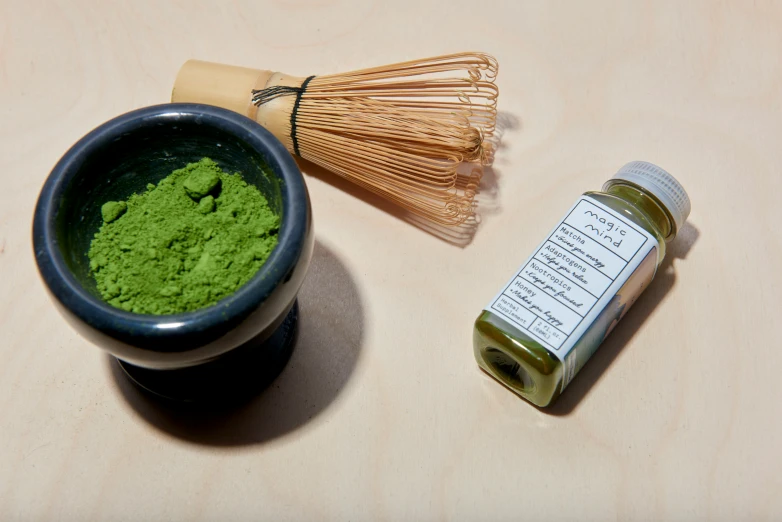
2;1;781;520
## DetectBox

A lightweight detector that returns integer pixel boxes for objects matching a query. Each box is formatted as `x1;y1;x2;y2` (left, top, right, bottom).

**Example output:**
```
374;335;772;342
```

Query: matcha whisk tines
172;53;499;226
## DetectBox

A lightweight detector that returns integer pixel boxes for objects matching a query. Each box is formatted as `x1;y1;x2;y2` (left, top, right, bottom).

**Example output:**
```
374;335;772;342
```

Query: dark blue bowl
33;104;313;402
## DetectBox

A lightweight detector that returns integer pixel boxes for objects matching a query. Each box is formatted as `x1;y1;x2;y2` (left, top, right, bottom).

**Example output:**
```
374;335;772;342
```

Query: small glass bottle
474;161;691;407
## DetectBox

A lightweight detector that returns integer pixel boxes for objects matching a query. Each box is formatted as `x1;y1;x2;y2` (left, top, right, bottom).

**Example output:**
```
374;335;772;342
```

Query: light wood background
2;1;781;520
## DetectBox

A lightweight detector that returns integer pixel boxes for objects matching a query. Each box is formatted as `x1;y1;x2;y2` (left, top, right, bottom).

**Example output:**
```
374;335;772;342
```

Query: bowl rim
32;103;309;352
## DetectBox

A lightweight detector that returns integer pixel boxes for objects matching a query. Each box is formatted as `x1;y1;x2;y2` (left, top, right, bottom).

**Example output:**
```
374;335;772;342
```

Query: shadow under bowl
32;103;314;403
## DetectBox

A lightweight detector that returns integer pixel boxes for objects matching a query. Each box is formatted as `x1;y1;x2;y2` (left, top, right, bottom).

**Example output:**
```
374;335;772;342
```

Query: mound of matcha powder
88;158;279;315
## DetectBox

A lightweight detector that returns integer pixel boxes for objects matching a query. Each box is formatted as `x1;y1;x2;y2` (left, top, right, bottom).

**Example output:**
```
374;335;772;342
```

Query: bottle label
484;196;657;386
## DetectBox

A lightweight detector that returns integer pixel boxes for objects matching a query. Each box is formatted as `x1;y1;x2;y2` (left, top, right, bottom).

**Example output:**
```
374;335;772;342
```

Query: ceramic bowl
33;103;313;402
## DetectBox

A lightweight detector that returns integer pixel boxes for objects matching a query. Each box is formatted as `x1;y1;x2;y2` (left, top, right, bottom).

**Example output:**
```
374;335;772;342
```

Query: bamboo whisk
171;53;498;226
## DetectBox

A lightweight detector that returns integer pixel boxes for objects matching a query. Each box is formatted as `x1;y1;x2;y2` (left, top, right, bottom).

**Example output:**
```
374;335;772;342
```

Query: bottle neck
603;181;676;241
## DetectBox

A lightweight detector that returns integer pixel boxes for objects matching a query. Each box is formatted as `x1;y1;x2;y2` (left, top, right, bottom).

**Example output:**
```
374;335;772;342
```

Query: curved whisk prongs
286;52;499;228
467;65;482;83
480;53;499;81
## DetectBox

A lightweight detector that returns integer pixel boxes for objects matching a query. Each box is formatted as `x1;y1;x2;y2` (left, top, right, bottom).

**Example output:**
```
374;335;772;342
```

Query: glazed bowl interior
58;118;281;296
34;104;311;366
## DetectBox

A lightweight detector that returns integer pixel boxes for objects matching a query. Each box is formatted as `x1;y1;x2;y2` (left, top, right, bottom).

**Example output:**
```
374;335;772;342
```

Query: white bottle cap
604;161;691;237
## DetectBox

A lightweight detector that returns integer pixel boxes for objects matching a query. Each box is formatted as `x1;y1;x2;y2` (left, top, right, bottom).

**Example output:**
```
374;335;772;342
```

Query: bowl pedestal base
116;301;298;404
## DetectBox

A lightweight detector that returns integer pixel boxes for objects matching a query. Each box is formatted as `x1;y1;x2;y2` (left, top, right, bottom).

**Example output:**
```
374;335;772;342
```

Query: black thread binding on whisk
252;75;316;157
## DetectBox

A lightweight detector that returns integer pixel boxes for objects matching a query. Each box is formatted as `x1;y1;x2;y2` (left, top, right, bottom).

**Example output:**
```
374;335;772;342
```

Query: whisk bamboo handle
172;60;303;151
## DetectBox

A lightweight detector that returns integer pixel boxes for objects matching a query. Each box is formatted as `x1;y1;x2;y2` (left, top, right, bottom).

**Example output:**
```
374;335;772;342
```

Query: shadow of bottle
107;239;365;446
544;221;701;416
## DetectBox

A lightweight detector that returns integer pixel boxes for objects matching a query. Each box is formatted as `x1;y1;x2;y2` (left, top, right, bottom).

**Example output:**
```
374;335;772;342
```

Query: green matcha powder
88;158;279;315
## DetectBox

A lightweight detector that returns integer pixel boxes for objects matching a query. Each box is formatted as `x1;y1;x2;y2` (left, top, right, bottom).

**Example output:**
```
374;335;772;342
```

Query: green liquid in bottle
474;161;690;407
